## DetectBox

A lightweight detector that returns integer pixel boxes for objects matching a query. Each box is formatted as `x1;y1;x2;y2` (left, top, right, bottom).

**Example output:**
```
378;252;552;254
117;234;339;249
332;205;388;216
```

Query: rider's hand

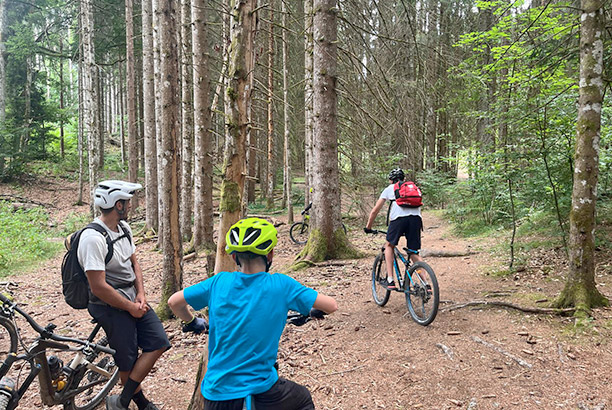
182;317;208;334
128;302;147;319
309;308;326;319
136;293;149;312
364;227;374;234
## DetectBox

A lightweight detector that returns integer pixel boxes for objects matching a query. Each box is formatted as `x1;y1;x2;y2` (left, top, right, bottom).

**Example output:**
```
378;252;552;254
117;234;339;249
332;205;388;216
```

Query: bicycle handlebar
364;228;387;235
0;293;115;355
287;308;326;326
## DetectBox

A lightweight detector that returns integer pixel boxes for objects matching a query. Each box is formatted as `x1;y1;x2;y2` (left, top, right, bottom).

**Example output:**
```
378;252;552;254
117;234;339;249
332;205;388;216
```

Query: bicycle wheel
63;334;119;410
289;222;309;244
0;316;18;373
371;254;390;306
404;261;439;326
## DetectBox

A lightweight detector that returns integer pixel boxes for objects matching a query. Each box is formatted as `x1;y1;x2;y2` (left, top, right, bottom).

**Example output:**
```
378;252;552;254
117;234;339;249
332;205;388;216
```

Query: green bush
0;201;60;276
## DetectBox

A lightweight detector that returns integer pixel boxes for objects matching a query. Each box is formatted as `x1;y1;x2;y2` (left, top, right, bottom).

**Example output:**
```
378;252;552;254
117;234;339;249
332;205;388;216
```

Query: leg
254;378;314;410
384;242;396;282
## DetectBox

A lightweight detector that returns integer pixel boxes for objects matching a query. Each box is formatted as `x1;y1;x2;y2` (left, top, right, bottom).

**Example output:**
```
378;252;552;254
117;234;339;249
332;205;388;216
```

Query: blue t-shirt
183;270;318;401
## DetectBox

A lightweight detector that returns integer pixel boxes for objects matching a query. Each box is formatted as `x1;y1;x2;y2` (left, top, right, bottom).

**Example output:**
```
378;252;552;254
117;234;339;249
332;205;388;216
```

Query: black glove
182;317;208;334
309;308;326;319
364;227;375;234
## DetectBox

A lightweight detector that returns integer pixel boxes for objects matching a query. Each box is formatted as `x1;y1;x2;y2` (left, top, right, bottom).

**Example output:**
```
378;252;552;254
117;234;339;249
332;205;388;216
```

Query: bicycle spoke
405;262;439;326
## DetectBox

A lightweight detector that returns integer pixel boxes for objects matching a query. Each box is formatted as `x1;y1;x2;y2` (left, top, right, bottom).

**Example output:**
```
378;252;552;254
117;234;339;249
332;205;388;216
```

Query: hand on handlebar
182;317;209;334
364;227;375;234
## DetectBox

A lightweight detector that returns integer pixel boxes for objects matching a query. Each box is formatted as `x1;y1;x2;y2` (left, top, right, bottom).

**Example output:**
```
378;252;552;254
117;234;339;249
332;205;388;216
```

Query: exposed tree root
442;300;575;315
471;336;532;369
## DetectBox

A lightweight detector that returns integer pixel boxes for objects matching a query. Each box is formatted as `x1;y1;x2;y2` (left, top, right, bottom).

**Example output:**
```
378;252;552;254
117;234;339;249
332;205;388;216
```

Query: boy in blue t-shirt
168;218;338;410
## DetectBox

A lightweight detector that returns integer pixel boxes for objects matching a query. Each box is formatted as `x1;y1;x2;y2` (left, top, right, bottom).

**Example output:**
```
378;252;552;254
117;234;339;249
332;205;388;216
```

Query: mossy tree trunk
187;339;208;410
214;0;256;274
294;0;360;269
553;0;608;315
157;0;183;320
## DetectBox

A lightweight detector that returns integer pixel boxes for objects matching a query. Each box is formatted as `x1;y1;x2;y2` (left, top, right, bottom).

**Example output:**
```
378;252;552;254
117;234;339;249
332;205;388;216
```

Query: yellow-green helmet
225;218;278;256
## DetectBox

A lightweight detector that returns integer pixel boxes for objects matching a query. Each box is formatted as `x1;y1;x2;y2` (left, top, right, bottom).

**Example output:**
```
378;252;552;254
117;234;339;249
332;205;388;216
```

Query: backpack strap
85;222;131;265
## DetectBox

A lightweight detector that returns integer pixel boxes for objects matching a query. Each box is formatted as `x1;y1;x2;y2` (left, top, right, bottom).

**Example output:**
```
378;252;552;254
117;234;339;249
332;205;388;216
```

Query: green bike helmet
225;218;278;256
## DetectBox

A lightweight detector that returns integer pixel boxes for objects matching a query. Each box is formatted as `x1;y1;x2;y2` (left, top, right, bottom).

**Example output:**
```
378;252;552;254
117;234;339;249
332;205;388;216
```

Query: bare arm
312;293;338;314
168;291;193;322
86;270;145;317
366;198;387;229
131;254;148;310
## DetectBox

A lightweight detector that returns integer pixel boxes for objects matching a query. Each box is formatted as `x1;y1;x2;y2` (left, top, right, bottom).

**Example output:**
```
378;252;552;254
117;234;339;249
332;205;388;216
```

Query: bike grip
363;227;374;234
96;344;116;355
309;308;326;319
0;293;12;304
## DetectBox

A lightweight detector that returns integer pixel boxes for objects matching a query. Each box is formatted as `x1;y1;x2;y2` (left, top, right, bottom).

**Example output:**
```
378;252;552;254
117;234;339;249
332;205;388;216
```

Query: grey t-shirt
77;218;137;304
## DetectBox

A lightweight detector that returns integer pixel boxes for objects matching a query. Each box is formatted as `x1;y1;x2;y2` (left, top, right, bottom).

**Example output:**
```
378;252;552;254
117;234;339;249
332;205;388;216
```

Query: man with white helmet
78;180;170;410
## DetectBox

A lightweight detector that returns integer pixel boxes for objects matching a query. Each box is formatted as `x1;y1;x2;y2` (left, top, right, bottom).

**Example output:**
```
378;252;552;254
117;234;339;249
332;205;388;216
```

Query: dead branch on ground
471;336;532;369
442;300;575;315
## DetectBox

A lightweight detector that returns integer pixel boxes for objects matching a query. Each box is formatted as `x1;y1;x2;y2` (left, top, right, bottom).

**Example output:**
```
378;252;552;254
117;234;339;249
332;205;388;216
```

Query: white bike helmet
94;180;142;209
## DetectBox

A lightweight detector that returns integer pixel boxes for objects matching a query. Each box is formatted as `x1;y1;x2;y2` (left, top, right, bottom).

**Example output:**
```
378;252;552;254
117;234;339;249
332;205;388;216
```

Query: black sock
132;390;151;410
119;378;140;407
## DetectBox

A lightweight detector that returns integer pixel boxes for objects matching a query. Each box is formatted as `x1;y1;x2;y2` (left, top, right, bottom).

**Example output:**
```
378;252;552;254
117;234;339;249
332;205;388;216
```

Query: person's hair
234;251;267;267
99;199;125;215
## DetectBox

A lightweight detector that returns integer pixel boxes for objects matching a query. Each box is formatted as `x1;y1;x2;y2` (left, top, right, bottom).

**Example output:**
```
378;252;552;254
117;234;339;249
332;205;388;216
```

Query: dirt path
3;179;612;409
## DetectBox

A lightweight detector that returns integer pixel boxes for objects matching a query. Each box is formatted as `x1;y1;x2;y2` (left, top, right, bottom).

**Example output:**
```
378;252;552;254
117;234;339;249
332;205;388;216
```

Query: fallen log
442;300;575;315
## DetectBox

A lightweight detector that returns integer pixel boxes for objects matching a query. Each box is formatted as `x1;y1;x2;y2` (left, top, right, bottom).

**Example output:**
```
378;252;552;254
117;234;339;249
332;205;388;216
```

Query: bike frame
0;295;115;409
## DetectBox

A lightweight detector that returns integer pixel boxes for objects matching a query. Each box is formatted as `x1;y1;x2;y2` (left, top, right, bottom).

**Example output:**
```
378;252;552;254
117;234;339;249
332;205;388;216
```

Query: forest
0;0;611;408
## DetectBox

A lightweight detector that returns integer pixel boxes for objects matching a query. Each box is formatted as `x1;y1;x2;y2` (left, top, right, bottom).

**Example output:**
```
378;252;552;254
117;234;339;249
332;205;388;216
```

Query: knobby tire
371;254;390;306
404;261;439;326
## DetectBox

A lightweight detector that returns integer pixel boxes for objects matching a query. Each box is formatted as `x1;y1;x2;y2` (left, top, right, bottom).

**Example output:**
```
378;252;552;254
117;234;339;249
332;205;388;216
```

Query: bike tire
289;222;309;244
404;261;439;326
63;331;119;410
0;316;18;374
371;254;390;306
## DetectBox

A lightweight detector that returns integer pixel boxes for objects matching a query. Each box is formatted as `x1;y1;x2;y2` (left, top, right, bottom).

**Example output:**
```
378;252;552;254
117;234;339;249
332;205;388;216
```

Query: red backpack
393;181;423;208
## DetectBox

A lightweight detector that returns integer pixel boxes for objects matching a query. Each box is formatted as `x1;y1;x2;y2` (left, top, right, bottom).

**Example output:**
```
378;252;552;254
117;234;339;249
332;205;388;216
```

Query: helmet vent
229;227;241;245
256;240;272;250
242;227;260;245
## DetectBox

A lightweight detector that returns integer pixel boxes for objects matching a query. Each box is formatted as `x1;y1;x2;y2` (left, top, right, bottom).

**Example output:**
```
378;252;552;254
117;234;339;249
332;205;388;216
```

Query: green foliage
0;201;60;276
415;169;456;209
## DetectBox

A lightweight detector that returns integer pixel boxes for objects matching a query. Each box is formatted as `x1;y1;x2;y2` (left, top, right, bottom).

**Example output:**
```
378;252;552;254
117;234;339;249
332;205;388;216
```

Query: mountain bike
289;203;347;244
0;293;119;410
365;229;439;326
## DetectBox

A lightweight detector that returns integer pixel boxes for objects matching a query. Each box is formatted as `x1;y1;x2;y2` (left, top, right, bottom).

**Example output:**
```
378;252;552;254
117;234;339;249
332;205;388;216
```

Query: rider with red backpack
364;168;423;289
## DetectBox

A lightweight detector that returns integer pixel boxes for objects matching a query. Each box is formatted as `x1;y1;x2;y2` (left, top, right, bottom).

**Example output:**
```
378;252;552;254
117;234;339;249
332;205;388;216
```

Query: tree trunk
77;32;84;205
126;0;140;206
119;63;126;165
304;0;314;205
154;0;165;246
214;0;256;274
554;0;608;314
142;0;159;232
0;0;6;124
191;0;215;272
281;0;293;223
187;340;208;410
81;0;100;216
157;0;183;320
59;36;65;159
294;0;360;268
266;1;275;210
181;0;194;241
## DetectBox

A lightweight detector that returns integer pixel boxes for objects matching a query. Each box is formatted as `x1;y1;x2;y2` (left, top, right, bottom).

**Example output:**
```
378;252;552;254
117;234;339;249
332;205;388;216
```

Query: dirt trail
2;179;612;409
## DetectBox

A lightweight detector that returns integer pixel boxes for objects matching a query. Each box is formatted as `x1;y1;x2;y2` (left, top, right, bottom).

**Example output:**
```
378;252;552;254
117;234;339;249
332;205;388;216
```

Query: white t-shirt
380;184;422;222
77;218;137;303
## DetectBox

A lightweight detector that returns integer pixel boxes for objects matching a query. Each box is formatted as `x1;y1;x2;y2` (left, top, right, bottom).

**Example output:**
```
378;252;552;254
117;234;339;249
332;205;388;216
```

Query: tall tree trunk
304;0;314;205
98;68;104;169
21;58;32;152
142;0;159;232
214;0;256;274
153;0;165;245
181;0;194;241
281;0;293;223
119;63;126;164
0;0;7;124
266;0;275;209
294;0;359;267
554;0;608;314
77;35;84;205
192;0;215;271
126;0;140;206
81;0;100;216
157;0;183;320
59;36;65;159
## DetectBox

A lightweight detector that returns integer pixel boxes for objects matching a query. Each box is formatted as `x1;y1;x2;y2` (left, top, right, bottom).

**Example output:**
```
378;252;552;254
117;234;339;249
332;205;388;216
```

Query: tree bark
281;0;293;223
142;0;159;232
0;0;6;123
554;0;608;314
81;0;100;216
191;0;215;271
266;0;275;210
157;0;183;320
181;0;194;241
214;0;256;274
304;0;314;205
294;0;360;267
126;0;140;206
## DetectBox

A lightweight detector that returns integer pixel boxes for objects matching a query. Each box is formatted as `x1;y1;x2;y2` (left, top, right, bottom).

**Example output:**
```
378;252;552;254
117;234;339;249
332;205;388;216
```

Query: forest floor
2;175;612;410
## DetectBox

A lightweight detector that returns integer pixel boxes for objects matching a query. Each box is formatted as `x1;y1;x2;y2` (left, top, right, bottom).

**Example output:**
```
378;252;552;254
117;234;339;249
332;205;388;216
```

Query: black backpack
61;222;131;309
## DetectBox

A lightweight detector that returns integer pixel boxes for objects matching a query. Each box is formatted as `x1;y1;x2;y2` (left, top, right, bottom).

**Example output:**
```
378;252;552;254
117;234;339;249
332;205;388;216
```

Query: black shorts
386;215;422;250
88;304;171;371
203;378;314;410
